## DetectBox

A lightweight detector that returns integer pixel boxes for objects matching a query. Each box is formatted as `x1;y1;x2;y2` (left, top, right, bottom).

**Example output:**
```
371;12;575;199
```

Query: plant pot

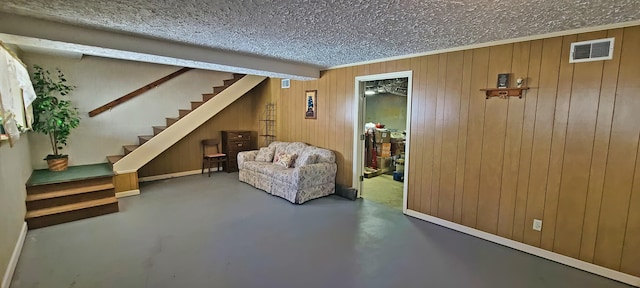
46;156;69;171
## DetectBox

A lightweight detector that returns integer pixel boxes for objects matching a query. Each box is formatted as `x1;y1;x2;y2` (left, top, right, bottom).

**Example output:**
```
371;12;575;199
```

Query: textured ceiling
1;0;639;68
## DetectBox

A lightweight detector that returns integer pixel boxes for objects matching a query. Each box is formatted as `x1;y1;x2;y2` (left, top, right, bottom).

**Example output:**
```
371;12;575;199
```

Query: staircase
25;164;119;230
107;73;245;167
110;73;267;174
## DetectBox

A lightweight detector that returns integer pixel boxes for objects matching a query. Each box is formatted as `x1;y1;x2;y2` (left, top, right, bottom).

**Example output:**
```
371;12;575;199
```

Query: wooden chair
201;139;227;177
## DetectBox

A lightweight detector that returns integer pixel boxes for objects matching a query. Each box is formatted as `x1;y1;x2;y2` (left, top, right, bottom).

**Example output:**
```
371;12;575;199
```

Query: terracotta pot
47;157;69;171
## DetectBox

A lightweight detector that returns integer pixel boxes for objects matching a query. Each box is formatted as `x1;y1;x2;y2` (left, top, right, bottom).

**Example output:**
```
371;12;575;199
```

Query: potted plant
31;65;80;171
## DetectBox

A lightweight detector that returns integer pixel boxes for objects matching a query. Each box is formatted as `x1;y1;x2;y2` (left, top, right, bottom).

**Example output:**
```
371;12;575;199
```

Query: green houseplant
31;65;80;171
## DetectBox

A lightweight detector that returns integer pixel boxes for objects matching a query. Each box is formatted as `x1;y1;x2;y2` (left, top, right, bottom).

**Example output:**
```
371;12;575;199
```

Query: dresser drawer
227;140;251;152
225;131;251;141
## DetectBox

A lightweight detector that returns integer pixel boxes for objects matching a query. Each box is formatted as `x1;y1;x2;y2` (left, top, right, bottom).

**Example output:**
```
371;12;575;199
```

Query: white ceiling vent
570;38;614;63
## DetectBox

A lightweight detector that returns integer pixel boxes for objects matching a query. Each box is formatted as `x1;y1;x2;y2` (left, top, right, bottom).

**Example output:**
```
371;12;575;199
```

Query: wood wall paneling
270;27;640;278
579;28;624;263
497;41;530;239
461;47;490;228
594;26;640;271
453;50;473;224
476;44;513;234
420;55;439;214
408;57;424;210
522;37;563;247
552;31;606;257
438;51;463;221
512;40;544;242
540;34;577;251
431;54;448;216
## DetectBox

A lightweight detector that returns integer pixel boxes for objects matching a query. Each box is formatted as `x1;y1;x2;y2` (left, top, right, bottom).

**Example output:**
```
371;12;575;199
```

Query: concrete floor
363;174;403;210
11;173;631;288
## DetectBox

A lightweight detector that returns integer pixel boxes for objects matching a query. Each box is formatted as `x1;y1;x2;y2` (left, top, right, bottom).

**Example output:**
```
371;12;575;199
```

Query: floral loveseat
237;141;337;204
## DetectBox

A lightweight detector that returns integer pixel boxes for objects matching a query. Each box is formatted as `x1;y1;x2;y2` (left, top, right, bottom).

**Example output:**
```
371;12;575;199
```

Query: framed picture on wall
305;90;317;119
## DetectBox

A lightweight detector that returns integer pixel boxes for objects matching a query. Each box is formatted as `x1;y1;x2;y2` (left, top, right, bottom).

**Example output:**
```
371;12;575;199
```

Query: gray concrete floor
11;173;631;288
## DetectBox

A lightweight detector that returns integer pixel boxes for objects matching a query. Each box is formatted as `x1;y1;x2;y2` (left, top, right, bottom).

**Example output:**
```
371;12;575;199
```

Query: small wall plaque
281;79;290;89
497;73;510;88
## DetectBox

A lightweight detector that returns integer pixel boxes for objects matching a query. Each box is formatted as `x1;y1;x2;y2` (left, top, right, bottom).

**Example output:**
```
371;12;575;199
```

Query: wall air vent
569;38;614;63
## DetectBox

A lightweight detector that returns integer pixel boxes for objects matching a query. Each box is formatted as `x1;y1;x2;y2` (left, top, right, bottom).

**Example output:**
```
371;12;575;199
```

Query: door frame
352;71;413;213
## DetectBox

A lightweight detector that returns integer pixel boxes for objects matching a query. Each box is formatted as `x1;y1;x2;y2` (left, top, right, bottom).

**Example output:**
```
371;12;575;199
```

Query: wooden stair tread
152;126;166;131
26;197;118;219
107;155;123;164
26;183;115;202
138;135;153;144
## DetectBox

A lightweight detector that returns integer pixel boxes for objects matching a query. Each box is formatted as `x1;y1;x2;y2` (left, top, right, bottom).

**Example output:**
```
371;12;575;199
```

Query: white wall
0;136;30;281
21;54;233;169
365;93;407;132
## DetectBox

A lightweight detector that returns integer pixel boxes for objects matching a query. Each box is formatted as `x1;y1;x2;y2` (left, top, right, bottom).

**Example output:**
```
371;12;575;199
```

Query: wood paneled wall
269;26;640;277
138;80;268;177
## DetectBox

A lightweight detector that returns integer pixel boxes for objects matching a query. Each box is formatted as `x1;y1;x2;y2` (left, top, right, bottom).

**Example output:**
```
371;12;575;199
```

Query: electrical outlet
533;219;543;231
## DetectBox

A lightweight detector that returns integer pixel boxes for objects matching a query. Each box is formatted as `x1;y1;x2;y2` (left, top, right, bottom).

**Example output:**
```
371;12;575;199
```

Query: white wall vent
570;38;614;63
281;79;290;88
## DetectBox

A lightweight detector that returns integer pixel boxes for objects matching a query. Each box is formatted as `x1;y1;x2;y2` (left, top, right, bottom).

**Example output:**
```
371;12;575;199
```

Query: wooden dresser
221;130;254;172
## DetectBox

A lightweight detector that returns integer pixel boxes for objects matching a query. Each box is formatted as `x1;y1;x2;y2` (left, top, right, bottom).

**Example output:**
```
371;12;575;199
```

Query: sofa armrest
237;150;259;170
295;162;337;188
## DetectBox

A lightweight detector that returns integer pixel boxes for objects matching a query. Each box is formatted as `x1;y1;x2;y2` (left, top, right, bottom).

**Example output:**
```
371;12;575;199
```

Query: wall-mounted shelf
481;87;529;99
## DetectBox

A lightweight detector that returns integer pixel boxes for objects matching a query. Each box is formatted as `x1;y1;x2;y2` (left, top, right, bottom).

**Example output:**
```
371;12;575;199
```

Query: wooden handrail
89;67;193;117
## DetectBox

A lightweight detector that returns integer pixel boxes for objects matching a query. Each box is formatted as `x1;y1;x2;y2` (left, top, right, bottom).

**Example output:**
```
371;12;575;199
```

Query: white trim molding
115;189;140;198
2;222;27;288
138;168;219;182
404;209;640;287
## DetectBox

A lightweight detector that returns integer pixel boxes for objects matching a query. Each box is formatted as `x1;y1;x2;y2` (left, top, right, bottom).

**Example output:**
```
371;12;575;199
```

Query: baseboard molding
404;209;640;287
115;189;140;198
2;222;27;288
138;168;219;183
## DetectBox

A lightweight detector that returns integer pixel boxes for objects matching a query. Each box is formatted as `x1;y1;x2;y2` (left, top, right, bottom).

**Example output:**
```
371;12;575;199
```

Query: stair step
26;197;119;229
166;117;180;127
152;126;167;135
27;176;113;195
202;93;215;101
26;183;115;211
27;183;115;202
223;78;239;86
213;85;228;94
138;135;153;145
123;145;139;155
107;155;123;165
178;109;191;118
191;101;205;110
232;73;245;80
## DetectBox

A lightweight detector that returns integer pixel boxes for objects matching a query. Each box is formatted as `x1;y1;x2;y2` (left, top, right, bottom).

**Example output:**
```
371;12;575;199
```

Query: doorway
353;71;412;212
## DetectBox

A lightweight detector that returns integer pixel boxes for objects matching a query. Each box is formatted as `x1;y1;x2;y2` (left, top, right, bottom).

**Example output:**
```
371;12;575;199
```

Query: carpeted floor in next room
10;173;631;288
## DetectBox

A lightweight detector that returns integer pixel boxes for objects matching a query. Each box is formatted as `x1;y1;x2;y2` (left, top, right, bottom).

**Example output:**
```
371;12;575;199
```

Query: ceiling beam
0;12;319;80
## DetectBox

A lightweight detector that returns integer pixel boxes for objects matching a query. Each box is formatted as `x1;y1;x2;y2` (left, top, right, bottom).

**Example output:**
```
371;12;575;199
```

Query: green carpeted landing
27;163;114;186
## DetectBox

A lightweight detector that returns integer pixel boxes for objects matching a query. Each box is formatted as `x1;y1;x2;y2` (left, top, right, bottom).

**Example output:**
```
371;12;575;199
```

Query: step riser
27;177;113;195
27;189;115;211
191;102;204;110
178;110;191;118
223;79;239;86
27;202;119;230
203;94;215;101
213;86;228;93
138;137;152;145
166;118;179;127
124;148;134;155
153;127;166;135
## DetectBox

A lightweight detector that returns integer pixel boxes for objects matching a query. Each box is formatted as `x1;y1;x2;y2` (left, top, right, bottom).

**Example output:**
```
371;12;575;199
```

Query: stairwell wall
20;53;233;169
0;136;31;285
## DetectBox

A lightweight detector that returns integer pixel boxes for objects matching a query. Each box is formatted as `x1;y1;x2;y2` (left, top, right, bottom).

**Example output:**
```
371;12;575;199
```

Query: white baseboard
404;209;640;287
138;168;220;183
115;189;140;198
2;222;27;288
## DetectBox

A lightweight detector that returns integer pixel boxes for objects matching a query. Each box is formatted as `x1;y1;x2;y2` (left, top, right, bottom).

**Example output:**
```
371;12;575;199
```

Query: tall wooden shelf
260;103;276;147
